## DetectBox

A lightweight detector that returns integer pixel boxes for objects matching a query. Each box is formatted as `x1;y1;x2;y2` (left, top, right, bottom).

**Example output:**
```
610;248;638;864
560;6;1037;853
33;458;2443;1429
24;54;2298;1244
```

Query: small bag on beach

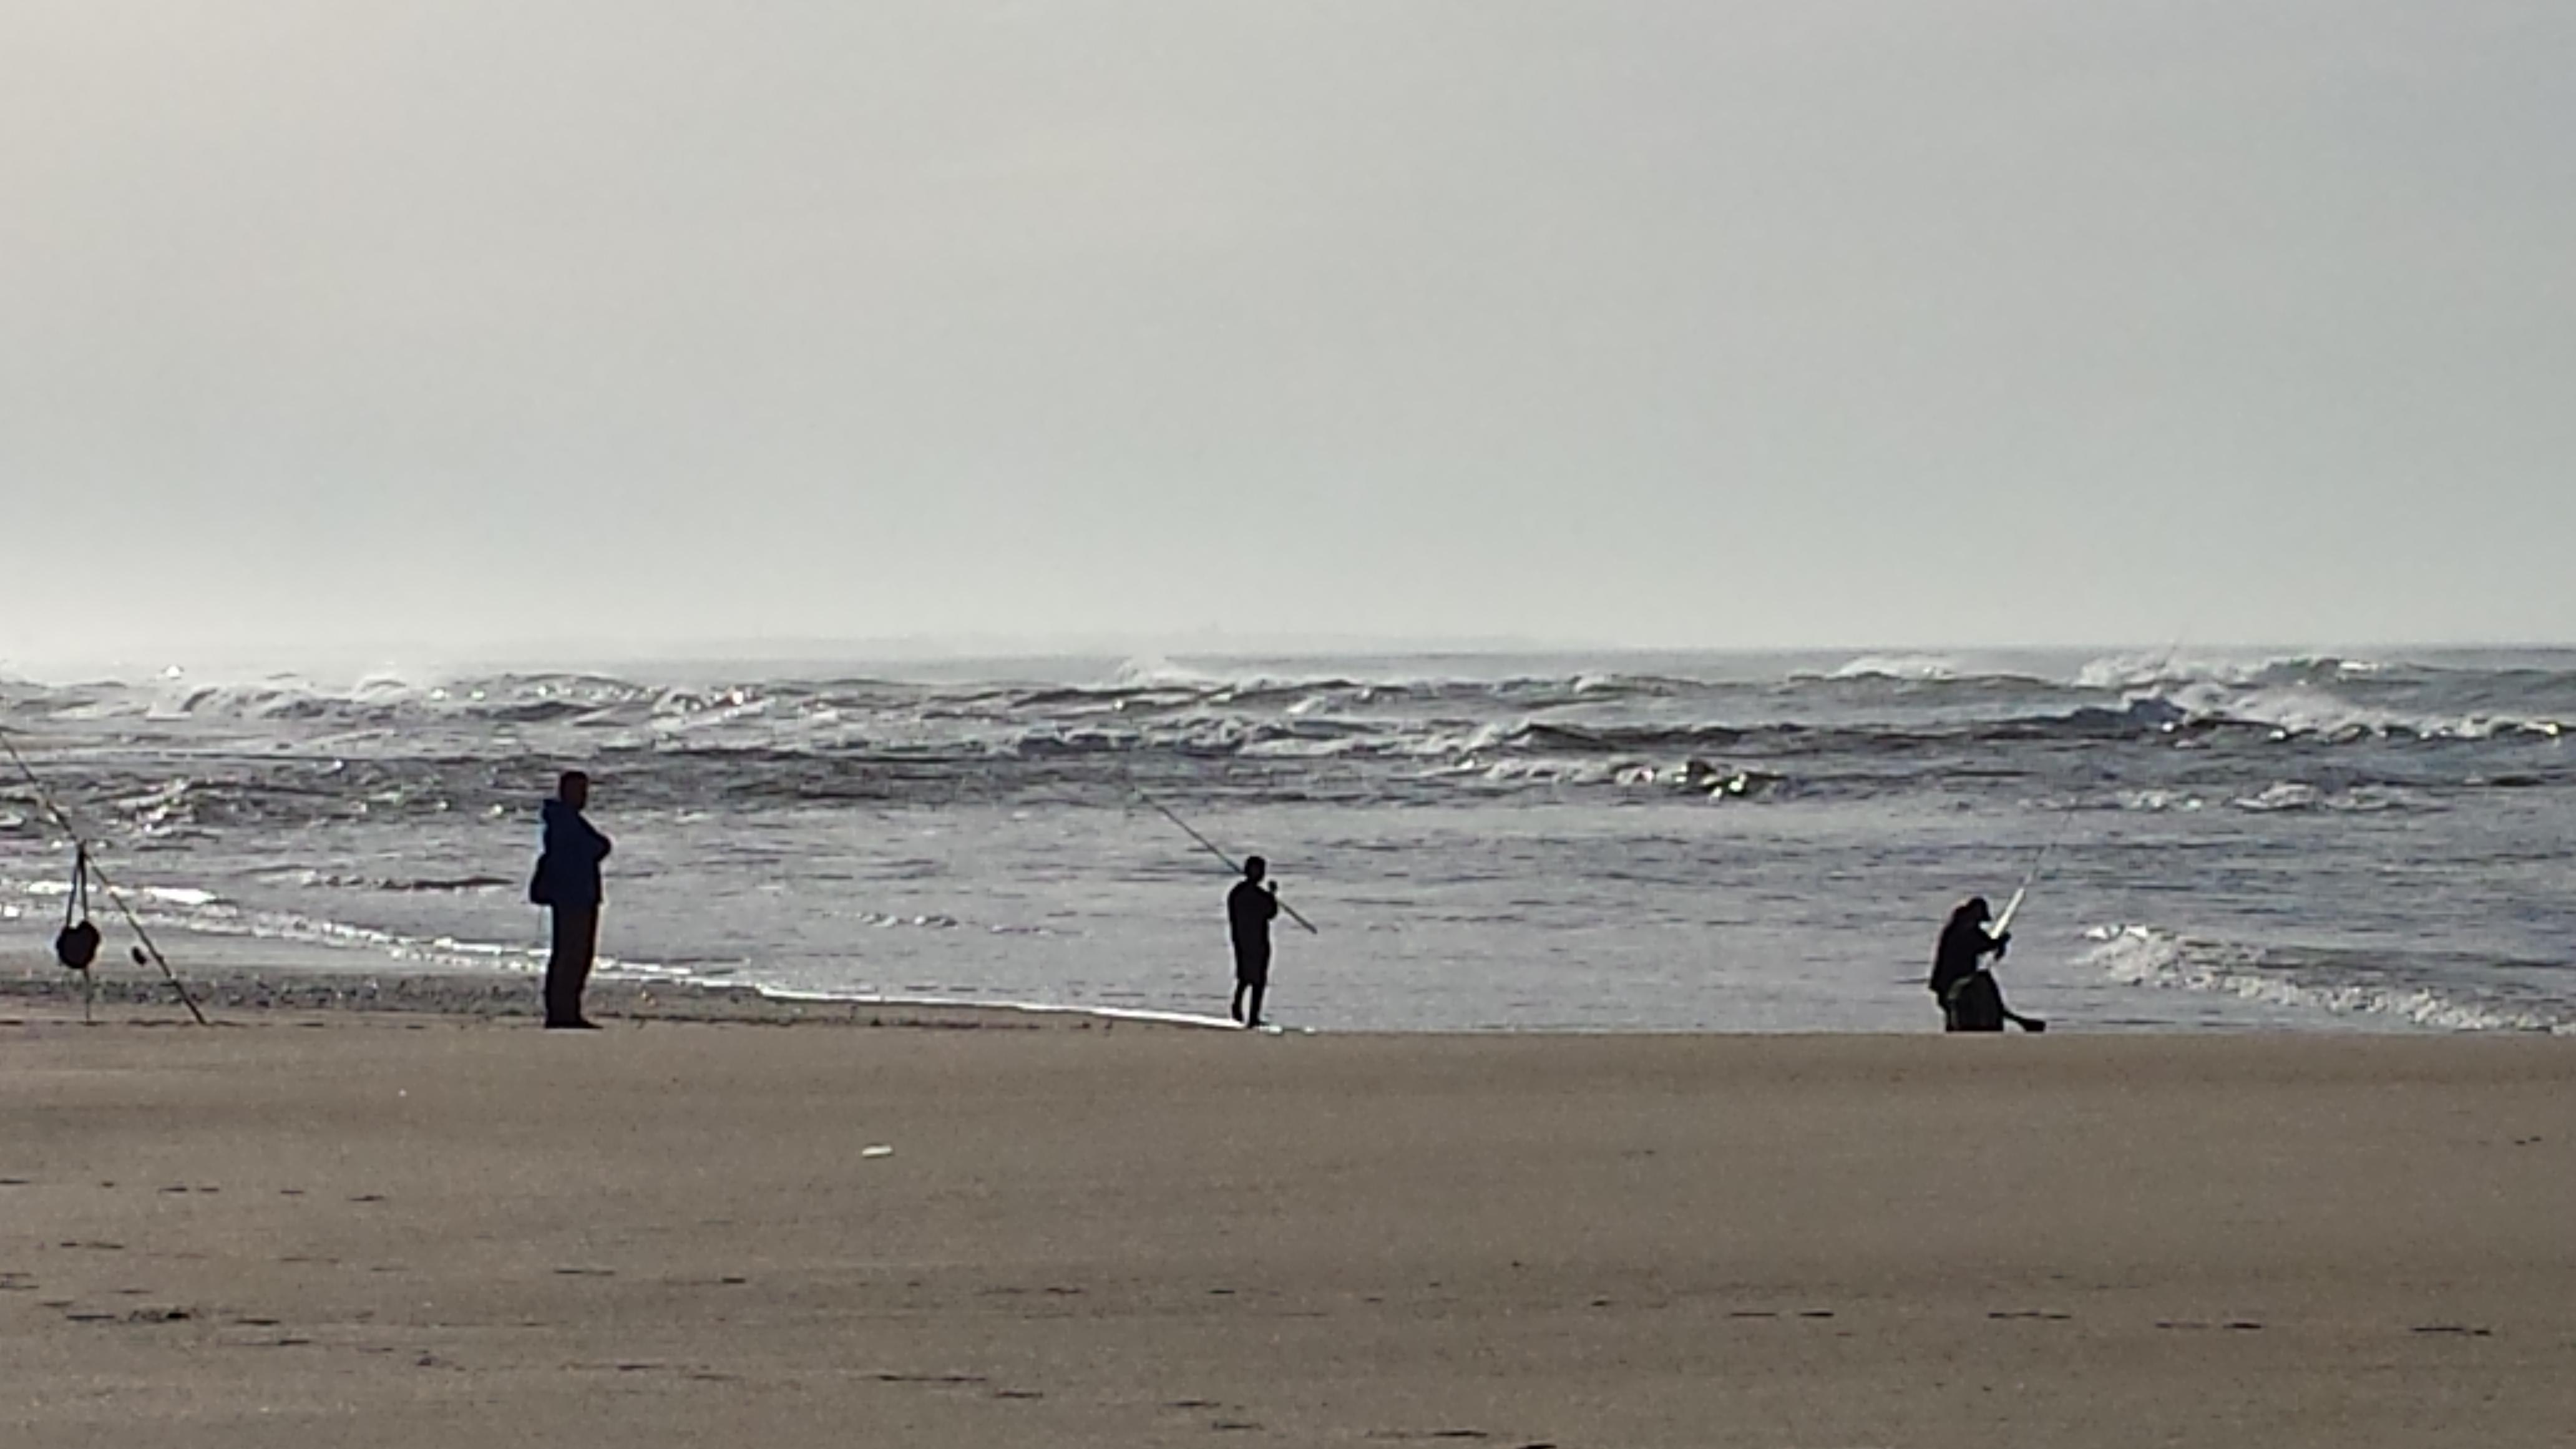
528;856;554;908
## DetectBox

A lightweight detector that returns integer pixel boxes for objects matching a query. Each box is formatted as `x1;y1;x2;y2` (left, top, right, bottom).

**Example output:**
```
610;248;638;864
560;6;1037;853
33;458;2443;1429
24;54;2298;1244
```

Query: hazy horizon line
6;632;2573;682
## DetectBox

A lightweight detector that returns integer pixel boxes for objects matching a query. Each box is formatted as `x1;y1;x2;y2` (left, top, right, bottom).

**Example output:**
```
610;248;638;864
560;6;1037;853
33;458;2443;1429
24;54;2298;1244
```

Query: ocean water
3;648;2573;1033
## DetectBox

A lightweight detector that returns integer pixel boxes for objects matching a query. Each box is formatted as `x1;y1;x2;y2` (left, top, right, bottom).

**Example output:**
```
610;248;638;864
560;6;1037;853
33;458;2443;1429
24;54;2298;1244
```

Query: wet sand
3;998;2572;1447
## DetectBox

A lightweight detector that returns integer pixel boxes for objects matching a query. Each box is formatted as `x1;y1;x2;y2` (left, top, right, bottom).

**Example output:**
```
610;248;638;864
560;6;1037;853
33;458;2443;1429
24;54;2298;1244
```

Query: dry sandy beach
4;989;2573;1448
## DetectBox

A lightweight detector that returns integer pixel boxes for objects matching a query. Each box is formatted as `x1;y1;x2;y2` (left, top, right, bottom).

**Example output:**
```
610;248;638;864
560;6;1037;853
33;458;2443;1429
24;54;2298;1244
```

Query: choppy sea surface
3;648;2572;1033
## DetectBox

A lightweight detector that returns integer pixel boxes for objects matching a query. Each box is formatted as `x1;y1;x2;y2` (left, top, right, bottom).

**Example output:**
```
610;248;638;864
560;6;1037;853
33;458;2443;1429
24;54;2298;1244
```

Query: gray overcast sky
3;2;2570;666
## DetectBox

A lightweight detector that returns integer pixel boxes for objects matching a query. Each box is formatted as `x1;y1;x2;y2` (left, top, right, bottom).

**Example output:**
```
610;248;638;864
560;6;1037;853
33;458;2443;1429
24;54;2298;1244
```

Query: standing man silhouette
1227;856;1281;1028
530;770;612;1030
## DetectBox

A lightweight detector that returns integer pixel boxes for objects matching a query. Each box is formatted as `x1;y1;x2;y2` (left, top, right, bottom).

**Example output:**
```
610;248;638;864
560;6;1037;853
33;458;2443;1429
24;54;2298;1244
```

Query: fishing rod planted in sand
0;726;210;1025
1129;783;1319;935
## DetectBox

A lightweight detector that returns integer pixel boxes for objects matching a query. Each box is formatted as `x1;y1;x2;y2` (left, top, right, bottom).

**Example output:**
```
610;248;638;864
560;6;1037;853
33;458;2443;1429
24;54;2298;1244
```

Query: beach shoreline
13;646;2573;1037
0;957;1236;1032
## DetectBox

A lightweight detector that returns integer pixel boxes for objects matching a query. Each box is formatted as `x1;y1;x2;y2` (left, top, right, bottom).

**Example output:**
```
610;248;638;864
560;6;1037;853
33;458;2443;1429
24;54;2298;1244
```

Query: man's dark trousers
546;906;598;1027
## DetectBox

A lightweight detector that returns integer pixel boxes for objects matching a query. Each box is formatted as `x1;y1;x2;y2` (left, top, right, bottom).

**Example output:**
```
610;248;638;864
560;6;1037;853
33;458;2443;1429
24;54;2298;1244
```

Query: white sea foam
1473;757;1623;787
1818;654;1964;682
2072;651;2398;691
2130;676;2561;743
2116;789;2205;812
2227;782;2427;814
749;986;1254;1032
2078;925;2569;1033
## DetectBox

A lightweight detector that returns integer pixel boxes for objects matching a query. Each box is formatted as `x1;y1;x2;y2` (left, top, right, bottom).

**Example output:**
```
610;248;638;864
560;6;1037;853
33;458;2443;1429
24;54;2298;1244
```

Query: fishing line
1125;774;1319;935
1991;635;2192;944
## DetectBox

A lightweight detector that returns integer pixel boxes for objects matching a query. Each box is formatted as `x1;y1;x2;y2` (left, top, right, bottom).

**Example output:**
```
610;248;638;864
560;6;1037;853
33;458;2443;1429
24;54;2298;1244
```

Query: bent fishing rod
1128;781;1319;935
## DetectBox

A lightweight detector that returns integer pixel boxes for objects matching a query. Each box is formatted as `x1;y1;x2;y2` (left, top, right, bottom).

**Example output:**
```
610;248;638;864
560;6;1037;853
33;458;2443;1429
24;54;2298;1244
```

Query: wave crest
2080;925;2573;1033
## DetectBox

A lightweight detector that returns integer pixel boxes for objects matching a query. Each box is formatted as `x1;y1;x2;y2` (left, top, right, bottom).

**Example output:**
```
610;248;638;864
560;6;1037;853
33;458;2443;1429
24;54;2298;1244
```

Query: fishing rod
0;726;210;1025
1128;781;1319;935
1988;805;2075;941
1988;635;2190;964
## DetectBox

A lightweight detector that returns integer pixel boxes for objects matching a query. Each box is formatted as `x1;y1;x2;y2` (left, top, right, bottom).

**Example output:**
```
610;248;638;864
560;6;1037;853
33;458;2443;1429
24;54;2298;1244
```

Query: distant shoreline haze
9;638;2575;686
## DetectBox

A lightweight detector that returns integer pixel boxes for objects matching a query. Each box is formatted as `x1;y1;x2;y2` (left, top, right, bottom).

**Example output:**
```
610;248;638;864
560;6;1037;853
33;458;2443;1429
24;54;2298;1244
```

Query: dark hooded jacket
1930;906;2006;1003
532;798;612;910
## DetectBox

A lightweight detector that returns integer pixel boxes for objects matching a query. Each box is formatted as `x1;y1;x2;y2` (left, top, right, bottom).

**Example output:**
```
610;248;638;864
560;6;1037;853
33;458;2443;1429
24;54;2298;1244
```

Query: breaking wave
0;650;2567;831
2077;924;2576;1033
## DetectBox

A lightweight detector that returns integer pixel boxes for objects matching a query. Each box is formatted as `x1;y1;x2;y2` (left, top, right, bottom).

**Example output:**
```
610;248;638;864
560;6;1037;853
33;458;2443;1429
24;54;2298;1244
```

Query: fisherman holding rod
1228;857;1281;1028
1131;784;1315;1029
1933;874;2047;1033
1933;897;2031;1032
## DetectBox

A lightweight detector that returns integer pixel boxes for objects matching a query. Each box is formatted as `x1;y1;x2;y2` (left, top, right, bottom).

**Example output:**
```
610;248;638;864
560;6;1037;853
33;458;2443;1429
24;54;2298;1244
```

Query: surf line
0;725;210;1024
1126;778;1319;935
